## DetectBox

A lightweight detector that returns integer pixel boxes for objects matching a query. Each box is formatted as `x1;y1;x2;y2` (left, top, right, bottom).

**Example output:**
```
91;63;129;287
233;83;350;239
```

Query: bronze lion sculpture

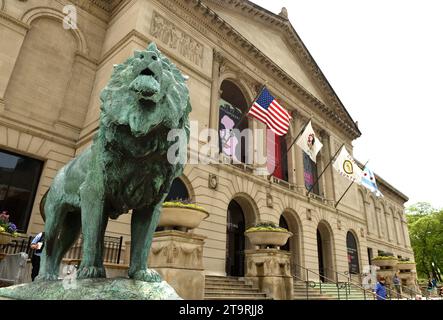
38;42;191;282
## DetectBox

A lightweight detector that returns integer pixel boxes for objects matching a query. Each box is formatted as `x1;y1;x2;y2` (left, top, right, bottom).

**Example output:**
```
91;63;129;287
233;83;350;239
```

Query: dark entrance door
346;232;360;274
226;200;245;277
317;229;325;282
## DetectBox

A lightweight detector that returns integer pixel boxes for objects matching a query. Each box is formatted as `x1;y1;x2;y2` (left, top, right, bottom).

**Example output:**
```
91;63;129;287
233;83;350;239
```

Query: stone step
205;280;248;286
205;283;260;289
205;292;267;297
206;296;272;300
205;287;262;293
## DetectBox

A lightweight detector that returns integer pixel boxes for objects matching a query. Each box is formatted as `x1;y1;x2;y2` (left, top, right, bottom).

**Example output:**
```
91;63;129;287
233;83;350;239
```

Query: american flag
248;87;292;136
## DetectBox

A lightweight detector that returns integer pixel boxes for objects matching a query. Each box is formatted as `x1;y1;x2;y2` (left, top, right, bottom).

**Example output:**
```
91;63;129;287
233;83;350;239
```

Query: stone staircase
293;281;332;300
294;281;372;300
204;275;270;300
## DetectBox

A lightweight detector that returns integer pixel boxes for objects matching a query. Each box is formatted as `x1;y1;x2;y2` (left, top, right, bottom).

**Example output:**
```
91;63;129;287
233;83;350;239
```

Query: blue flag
361;167;383;197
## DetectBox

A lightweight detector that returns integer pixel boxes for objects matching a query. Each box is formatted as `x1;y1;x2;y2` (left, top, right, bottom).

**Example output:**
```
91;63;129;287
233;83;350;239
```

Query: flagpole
267;117;311;179
334;160;369;208
307;143;345;196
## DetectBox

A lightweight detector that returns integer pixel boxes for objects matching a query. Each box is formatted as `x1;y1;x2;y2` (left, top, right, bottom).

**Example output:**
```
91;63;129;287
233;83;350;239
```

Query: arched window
165;178;189;201
219;80;249;164
346;231;360;274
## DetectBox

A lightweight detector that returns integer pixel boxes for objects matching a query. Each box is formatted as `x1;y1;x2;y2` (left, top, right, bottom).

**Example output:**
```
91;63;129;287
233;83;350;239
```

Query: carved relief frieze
150;10;204;68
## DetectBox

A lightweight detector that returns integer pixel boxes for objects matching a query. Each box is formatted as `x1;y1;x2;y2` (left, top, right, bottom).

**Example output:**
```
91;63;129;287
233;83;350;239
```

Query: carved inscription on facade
150;11;204;68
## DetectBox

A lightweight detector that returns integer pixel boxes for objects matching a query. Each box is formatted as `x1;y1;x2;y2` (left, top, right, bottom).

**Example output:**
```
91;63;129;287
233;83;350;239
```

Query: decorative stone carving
245;249;293;300
337;220;342;230
208;173;218;189
266;192;273;208
151;11;204;67
148;230;207;300
306;208;312;221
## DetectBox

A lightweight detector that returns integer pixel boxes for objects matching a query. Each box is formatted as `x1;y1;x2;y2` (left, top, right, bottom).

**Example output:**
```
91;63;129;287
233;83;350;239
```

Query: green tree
406;202;443;281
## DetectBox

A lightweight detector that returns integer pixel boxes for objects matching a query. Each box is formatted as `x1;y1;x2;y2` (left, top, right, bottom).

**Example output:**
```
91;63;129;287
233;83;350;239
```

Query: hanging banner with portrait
219;99;243;162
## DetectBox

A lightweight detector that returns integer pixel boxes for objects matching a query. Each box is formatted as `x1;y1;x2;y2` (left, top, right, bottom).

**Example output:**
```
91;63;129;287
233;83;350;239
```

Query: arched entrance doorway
346;231;360;275
317;221;335;282
226;200;245;276
280;210;303;278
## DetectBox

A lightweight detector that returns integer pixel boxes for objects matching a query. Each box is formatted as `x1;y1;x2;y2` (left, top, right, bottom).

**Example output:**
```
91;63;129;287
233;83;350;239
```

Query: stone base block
155;268;204;300
247;276;293;300
0;278;181;300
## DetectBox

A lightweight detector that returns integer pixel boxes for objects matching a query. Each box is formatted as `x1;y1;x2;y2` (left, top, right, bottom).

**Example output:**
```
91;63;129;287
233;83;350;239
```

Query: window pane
0;149;43;232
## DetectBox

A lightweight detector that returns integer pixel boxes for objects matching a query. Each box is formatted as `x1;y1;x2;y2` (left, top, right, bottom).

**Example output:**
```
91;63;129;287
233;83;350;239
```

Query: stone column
0;14;29;112
208;50;222;136
320;131;336;202
148;230;206;300
286;112;297;184
245;249;293;300
293;113;305;191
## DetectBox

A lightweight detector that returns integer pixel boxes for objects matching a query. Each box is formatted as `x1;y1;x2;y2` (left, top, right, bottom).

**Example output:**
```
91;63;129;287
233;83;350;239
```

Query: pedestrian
393;273;401;299
427;278;433;296
29;232;45;281
374;276;387;300
431;277;438;295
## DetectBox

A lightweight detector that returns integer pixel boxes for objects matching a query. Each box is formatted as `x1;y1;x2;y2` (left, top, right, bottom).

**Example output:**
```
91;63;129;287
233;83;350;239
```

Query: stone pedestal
245;249;293;300
148;230;206;300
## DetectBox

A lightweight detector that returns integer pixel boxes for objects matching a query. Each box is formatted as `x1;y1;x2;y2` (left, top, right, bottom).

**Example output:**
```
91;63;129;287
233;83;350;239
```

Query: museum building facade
0;0;414;288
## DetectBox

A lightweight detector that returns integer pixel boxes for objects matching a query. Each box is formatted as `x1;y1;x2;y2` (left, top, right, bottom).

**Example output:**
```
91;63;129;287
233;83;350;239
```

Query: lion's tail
39;189;49;222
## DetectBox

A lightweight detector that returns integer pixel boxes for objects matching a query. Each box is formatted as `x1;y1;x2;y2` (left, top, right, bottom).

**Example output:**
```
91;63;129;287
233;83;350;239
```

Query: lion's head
100;42;191;139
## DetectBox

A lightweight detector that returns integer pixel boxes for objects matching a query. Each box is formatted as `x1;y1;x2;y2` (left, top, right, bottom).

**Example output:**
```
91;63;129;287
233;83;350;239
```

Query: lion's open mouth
130;66;160;101
141;67;155;77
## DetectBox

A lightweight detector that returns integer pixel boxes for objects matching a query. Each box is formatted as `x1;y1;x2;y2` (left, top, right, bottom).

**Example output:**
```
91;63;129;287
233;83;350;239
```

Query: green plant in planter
398;260;415;264
245;221;288;233
372;255;398;261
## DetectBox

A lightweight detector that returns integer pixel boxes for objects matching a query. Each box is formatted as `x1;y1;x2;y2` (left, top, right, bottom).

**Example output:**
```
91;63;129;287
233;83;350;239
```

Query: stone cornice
0;10;30;31
203;0;361;139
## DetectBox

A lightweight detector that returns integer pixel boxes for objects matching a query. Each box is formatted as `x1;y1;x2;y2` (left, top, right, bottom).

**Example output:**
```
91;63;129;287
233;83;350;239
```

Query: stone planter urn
397;262;416;272
245;230;293;249
0;232;11;245
159;202;209;231
371;257;398;269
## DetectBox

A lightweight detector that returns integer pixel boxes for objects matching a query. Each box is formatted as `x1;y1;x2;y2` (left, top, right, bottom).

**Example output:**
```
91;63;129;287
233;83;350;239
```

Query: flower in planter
245;221;289;233
0;210;19;237
162;198;207;213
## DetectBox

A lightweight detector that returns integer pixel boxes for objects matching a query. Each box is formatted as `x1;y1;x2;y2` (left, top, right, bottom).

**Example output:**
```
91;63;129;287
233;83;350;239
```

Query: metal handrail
293;263;418;300
293;263;372;300
323;266;417;300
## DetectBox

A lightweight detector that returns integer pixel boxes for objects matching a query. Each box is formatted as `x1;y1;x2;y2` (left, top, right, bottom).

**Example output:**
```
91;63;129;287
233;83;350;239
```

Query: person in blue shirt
30;232;45;281
374;276;387;300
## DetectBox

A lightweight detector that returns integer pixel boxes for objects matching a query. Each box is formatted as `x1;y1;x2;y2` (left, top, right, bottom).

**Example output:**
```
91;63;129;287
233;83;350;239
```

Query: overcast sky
251;0;443;209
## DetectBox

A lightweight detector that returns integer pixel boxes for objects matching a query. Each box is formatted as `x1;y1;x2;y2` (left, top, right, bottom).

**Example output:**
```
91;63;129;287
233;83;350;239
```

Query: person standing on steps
375;276;387;300
30;232;45;281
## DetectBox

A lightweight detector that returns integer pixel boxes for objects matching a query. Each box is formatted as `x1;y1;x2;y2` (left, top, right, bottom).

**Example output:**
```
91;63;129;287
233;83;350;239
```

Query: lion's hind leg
37;200;74;281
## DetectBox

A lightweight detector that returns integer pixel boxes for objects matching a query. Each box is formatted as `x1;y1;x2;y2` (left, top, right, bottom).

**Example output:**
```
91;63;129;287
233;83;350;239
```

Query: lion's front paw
76;265;106;279
35;273;58;281
129;268;162;283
